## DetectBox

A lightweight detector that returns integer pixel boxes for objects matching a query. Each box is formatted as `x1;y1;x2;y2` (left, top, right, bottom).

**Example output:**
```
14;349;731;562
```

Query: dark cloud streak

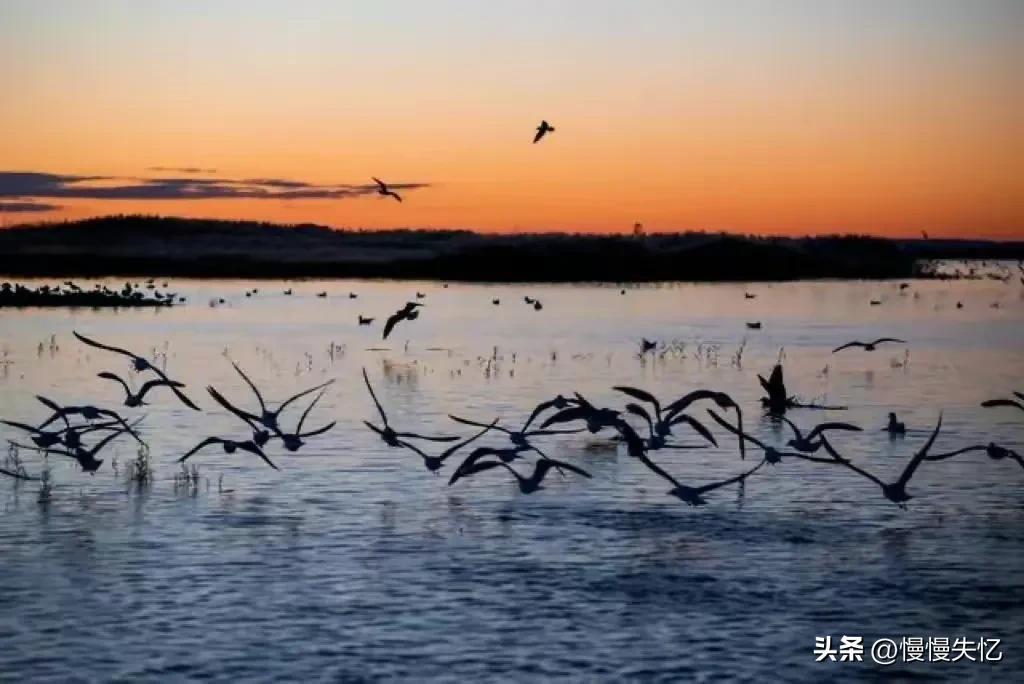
0;171;430;202
0;200;62;212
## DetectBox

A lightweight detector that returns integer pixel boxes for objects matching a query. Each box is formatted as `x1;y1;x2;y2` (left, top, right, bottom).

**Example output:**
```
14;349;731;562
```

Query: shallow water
2;268;1023;681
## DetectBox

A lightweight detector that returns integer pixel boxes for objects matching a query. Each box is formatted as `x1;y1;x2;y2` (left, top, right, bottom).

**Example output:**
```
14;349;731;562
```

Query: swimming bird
829;414;944;508
831;338;906;354
492;299;500;306
533;300;543;311
746;322;762;330
349;292;358;299
415;292;426;299
72;332;200;409
524;296;535;305
884;412;906;435
97;371;185;408
179;437;278;470
358;315;374;326
372;177;402;202
362;368;457;449
533;120;555;144
981;393;1024;414
382;301;423;340
744;292;757;299
640;338;657;353
456;458;589;493
781;417;862;453
318;292;327;298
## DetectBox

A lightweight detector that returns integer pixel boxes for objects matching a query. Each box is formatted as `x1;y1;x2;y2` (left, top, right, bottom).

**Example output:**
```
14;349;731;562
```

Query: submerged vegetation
3;214;1020;282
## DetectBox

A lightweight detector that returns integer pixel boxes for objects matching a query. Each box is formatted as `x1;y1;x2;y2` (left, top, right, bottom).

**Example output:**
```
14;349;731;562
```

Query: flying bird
454;458;589;493
72;331;200;409
533;120;555;144
832;338;906;353
382;301;422;339
97;371;185;408
179;437;278;470
372;177;402;202
981;393;1024;414
362;368;457;449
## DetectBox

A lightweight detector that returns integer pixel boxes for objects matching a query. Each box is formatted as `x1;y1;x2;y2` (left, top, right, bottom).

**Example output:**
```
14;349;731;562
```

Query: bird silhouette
981;393;1024;414
358;315;374;326
707;410;845;465
832;338;906;353
179;437;278;470
382;302;422;339
73;331;200;409
884;412;906;435
925;442;1023;470
362;368;457;449
97;371;185;408
533;120;555;144
372;177;402;202
781;417;861;453
826;414;944;508
455;458;589;493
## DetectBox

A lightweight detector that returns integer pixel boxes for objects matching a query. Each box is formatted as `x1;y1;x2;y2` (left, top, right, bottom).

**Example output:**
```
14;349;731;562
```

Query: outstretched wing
382;312;401;340
97;371;132;398
362;368;388;425
178;437;222;463
613;386;661;416
73;331;138;360
831;341;862;353
694;459;766;494
897;413;942;488
522;397;559;431
439;419;499;461
871;338;906;346
238;441;279;470
207;386;260;428
540;406;589;429
232;361;267;414
668;413;718;447
806;422;862;441
706;409;767;451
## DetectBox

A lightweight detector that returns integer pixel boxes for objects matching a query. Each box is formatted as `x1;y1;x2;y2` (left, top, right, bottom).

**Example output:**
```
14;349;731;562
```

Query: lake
1;269;1023;681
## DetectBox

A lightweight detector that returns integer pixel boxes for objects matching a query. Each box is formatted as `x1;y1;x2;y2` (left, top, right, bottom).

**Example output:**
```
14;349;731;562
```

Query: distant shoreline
1;215;1022;283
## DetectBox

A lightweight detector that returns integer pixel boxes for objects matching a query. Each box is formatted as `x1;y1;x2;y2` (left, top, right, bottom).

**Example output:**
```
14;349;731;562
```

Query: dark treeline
1;215;1021;282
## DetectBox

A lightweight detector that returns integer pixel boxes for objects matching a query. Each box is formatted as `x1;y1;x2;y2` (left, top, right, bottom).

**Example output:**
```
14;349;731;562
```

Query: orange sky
1;1;1021;238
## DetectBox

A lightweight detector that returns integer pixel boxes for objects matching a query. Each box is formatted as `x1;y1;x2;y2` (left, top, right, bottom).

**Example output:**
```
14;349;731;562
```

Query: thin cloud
0;200;62;212
148;166;218;174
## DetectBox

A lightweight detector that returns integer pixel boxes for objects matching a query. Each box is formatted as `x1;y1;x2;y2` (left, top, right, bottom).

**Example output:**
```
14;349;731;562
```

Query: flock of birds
1;324;1020;510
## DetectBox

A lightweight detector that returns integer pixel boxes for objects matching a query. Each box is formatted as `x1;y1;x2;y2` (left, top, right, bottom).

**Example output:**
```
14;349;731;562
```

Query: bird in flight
179;436;279;471
533;120;555;144
73;331;200;410
781;417;862;454
382;301;422;339
832;338;906;353
97;371;186;408
372;177;402;202
453;457;590;494
981;392;1024;414
362;368;457;449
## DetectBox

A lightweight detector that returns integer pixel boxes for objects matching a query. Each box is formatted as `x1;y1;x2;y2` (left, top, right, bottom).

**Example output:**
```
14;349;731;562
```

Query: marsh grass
126;443;154;489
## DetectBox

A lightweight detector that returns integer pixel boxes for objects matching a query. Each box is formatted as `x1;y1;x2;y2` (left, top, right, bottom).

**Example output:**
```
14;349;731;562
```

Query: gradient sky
1;0;1021;237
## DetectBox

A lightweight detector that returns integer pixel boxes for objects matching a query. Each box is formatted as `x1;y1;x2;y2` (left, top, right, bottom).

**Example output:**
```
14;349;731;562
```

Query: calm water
2;269;1023;682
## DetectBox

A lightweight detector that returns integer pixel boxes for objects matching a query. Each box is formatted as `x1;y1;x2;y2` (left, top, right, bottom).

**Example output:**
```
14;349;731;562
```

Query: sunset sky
1;0;1021;238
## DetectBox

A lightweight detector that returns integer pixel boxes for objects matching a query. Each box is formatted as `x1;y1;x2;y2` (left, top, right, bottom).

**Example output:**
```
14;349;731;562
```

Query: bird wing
613;386;661;416
871;338;906;346
232;361;267;414
237;441;279;470
207;386;261;427
897;413;943;488
73;331;138;360
453;459;506;483
382;312;402;340
83;427;131;457
536;457;591;480
277;379;335;417
178;437;222;462
780;416;803;441
694;459;766;494
294;389;326;434
832;342;863;353
34;395;71;430
372;177;386;190
924;445;986;462
533;128;545;143
522;397;560;430
361;368;388;426
387;191;402;202
395;431;460;443
297;421;336;439
1;419;44;435
624;403;654;436
981;399;1024;412
439;419;499;460
667;413;718;447
97;371;132;398
806;422;862;441
636;453;683;489
449;447;503;485
449;413;511;434
136;377;185;401
706;409;767;451
540;406;590;429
